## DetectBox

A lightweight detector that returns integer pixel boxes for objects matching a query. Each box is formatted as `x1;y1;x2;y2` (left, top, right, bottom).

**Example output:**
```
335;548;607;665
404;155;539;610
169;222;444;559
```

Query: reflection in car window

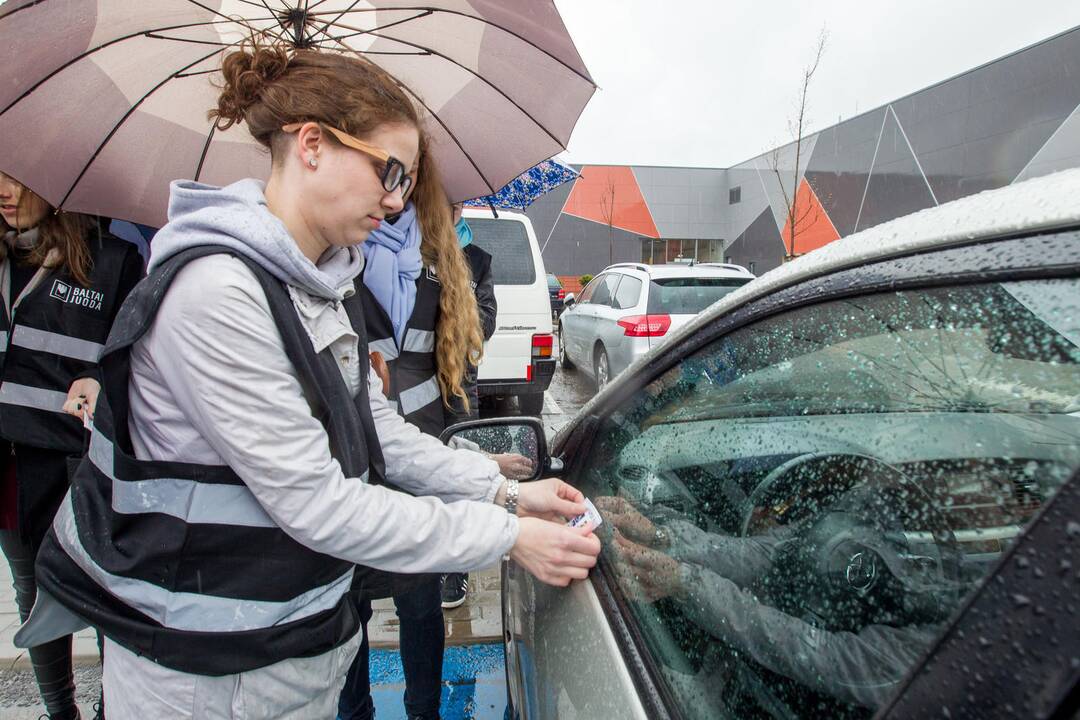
580;278;1080;719
614;275;643;310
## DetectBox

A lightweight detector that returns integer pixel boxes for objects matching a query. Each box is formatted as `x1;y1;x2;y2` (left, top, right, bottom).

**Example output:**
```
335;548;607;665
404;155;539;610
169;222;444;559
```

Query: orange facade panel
781;178;840;255
562;165;660;238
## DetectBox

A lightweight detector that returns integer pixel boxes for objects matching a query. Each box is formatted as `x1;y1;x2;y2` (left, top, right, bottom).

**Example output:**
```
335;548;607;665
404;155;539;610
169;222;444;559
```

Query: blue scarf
362;203;422;346
455;218;473;247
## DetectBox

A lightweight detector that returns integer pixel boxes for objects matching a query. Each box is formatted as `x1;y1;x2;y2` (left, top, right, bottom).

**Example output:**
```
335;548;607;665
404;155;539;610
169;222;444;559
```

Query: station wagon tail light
557;288;566;298
531;333;553;358
618;314;671;337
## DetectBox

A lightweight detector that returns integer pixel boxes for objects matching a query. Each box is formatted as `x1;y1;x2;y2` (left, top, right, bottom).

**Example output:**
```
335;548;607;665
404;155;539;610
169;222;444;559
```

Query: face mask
455;217;473;248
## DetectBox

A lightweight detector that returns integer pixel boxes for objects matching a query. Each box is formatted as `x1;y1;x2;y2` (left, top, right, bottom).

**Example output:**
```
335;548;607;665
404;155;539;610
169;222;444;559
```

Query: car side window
576;278;1080;719
590;273;622;308
577;276;599;304
613;275;643;310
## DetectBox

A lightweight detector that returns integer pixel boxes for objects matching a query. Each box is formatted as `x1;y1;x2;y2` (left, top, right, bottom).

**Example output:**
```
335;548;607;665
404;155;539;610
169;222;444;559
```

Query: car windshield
647;277;751;314
548;275;562;289
468;218;536;285
576;272;1080;720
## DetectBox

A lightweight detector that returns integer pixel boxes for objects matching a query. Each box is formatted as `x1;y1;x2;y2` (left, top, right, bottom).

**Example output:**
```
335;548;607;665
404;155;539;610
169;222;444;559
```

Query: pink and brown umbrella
0;1;595;227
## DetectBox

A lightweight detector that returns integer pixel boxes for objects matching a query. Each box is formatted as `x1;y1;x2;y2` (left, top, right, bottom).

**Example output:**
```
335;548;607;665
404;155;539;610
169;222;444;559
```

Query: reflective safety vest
360;264;448;436
0;233;143;452
35;246;419;676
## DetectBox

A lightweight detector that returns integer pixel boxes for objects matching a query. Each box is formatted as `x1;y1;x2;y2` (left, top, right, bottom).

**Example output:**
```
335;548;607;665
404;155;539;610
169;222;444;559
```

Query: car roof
563;167;1080;432
600;262;753;279
461;208;528;223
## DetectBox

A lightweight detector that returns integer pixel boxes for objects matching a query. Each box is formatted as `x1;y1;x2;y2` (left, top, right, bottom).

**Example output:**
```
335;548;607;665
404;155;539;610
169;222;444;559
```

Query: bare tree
770;28;828;262
598;175;617;265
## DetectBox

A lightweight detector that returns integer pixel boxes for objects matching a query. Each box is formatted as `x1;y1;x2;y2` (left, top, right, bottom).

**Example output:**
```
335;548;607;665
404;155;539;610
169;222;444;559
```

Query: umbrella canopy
0;1;595;228
463;157;579;210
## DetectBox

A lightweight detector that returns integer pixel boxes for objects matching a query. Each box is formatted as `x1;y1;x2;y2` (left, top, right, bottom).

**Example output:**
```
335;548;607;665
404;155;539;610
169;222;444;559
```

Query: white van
463;208;554;416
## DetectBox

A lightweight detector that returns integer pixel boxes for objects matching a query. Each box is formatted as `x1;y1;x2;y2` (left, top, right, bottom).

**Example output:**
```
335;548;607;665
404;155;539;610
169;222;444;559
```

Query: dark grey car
447;169;1080;720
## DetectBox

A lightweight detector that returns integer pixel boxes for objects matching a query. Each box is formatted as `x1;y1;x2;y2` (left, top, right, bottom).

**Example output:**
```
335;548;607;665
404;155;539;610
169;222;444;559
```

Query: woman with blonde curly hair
0;172;143;720
26;40;598;719
339;131;489;718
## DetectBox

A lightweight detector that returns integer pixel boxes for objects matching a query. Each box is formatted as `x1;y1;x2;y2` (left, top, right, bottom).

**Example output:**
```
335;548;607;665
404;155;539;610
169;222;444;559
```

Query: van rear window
468;218;536;285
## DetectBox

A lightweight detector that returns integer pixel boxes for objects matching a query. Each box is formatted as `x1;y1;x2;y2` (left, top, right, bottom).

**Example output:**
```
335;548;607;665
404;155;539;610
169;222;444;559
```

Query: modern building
528;25;1080;280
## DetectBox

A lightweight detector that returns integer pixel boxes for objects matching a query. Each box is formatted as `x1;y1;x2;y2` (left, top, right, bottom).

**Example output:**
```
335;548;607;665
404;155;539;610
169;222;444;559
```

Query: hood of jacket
149;179;364;301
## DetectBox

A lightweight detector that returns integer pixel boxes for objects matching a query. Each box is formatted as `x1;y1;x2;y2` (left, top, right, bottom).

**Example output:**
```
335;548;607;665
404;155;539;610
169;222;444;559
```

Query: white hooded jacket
129;178;518;573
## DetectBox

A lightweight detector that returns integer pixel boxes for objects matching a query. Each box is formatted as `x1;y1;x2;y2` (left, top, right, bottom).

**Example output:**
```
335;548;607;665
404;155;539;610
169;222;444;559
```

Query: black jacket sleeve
465;244;497;341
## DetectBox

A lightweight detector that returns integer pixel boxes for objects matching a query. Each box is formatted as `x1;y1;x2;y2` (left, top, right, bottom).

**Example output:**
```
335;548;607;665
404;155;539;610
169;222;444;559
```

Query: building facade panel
528;26;1080;278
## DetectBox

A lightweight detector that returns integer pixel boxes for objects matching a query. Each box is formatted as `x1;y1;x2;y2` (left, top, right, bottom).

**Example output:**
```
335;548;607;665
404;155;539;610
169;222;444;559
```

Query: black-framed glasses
282;122;415;198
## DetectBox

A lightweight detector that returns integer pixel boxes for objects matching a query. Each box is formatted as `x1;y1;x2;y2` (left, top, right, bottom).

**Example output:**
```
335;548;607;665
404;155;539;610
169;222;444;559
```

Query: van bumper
478;359;556;396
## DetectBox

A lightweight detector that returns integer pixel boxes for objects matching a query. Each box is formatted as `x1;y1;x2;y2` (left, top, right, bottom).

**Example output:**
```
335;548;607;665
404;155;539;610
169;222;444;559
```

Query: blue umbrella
463;158;580;211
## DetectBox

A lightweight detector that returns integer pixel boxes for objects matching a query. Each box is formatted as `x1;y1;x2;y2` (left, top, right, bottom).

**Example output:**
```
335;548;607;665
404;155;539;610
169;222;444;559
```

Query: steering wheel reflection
739;452;961;633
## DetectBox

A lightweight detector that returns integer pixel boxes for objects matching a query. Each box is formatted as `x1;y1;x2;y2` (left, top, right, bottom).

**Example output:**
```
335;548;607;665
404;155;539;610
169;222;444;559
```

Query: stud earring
308;156;318;168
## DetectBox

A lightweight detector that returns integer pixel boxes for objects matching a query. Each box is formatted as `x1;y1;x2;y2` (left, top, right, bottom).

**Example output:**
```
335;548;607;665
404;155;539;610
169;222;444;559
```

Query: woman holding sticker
25;40;599;718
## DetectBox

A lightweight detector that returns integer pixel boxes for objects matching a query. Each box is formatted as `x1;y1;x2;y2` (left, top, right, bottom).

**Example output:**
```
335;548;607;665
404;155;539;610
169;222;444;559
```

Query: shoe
440;573;468;609
38;711;80;720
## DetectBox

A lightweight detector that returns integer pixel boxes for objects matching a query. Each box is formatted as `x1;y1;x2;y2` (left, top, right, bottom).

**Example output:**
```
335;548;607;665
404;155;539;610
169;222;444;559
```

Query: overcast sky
553;1;1080;168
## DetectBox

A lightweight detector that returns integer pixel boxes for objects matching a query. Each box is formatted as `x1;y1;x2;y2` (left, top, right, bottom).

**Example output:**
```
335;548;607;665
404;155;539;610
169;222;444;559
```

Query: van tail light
531;333;553;358
617;314;671;337
557;288;566;299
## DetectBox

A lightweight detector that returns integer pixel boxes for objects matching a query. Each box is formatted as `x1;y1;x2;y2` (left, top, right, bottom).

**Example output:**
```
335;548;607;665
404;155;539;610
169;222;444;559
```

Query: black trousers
338;577;445;720
0;528;78;717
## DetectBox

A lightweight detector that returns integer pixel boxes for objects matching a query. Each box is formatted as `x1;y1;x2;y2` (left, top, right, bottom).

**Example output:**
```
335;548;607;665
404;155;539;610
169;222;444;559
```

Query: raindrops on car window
578;277;1080;719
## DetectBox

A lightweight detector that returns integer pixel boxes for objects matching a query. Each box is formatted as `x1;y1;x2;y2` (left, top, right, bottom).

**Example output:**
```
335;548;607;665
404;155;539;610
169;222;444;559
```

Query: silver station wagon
559;263;755;390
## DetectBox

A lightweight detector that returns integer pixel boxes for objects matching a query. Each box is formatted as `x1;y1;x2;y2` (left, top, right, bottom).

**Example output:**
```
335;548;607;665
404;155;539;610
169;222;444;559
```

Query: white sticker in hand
568;498;602;529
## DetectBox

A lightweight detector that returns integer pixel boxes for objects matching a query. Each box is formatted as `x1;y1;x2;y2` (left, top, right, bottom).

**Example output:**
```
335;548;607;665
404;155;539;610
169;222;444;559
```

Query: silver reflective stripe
0;331;7;346
398;376;440;416
11;326;104;362
402;329;435;354
0;382;67;412
369;337;399;361
90;433;275;528
52;493;354;632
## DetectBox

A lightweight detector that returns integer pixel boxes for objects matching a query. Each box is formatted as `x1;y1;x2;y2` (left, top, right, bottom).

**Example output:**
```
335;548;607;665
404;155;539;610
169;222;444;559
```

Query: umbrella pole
487;203;499;219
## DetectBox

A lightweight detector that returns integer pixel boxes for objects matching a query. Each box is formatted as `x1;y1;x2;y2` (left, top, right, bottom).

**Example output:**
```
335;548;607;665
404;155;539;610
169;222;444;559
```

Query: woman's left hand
515;478;587;522
63;378;101;422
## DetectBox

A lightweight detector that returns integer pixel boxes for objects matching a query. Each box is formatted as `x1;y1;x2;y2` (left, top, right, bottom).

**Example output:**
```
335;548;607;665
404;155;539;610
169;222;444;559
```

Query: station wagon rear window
647;277;750;314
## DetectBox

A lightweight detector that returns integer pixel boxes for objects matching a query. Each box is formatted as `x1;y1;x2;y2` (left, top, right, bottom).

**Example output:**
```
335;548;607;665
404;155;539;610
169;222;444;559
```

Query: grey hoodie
127;179;517;577
150;178;363;300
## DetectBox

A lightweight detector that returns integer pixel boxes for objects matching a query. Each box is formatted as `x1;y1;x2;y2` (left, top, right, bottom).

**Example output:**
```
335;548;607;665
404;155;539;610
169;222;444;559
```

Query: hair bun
211;40;291;130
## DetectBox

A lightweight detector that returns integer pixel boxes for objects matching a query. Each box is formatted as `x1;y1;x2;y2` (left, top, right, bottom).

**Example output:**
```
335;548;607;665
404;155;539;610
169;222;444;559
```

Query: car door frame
575;272;623;378
549;224;1080;720
561;274;600;367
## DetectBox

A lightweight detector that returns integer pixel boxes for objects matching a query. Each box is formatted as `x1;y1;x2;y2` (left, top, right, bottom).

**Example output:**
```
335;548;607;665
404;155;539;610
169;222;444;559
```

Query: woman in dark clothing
0;171;143;720
440;203;498;609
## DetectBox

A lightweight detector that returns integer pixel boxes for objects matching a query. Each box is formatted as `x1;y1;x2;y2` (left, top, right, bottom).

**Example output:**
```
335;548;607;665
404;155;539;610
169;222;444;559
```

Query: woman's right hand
510;517;600;587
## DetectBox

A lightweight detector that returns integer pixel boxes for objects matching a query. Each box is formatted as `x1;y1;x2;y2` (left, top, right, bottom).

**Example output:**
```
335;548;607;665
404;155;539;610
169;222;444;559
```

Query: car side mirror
564;293;576;308
439;417;549;481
